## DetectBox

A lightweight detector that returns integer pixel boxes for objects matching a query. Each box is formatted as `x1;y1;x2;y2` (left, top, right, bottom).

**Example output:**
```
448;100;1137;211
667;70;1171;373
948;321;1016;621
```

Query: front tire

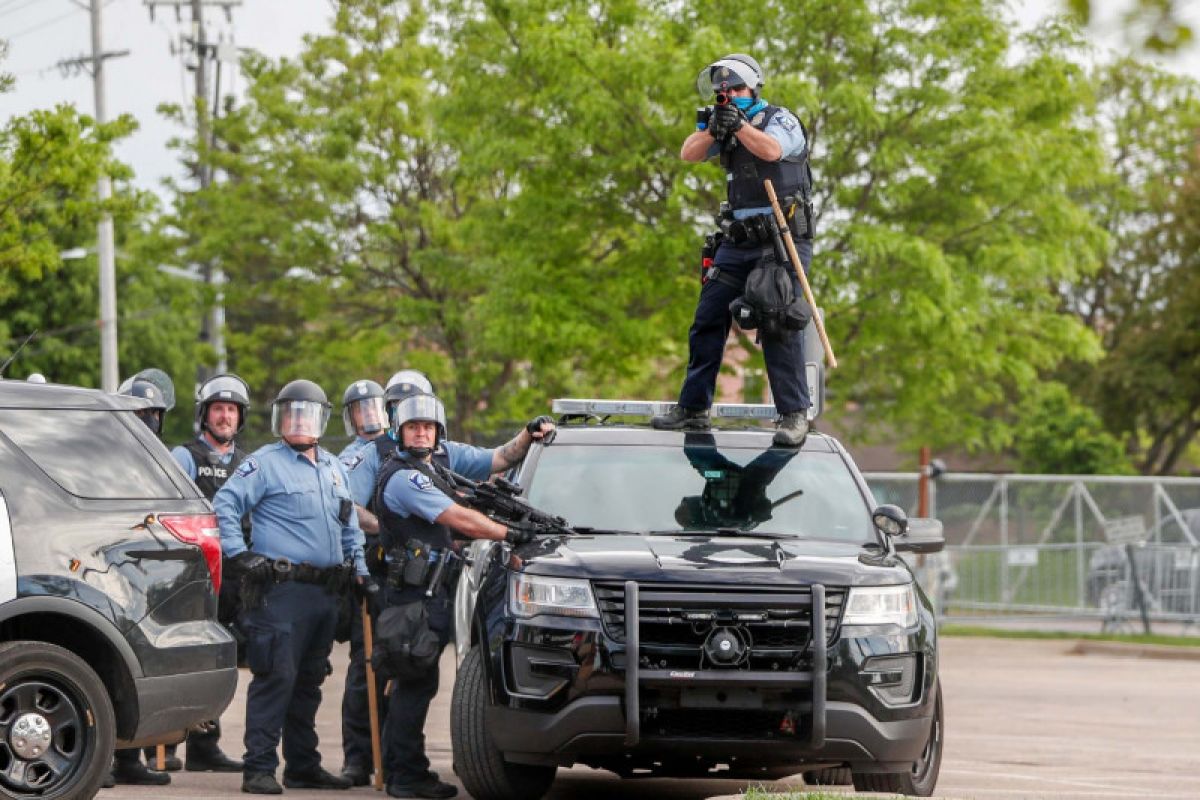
852;680;943;797
451;646;556;800
0;641;115;800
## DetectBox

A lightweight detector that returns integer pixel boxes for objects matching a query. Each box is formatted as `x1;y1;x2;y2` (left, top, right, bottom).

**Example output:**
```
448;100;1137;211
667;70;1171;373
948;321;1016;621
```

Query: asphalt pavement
99;636;1200;800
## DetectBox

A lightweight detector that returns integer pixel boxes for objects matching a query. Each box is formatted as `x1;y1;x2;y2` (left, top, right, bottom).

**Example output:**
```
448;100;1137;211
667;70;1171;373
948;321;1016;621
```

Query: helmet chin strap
404;446;433;459
287;440;318;453
204;424;234;446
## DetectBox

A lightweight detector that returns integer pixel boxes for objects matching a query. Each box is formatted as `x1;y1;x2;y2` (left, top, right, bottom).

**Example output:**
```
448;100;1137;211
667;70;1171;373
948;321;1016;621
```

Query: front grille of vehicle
593;582;844;670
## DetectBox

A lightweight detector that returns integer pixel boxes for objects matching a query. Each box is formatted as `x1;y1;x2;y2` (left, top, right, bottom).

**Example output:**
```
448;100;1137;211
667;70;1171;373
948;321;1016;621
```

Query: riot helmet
696;53;765;100
341;379;387;438
384;369;436;424
120;377;169;436
117;368;176;413
196;373;250;443
391;392;447;459
270;379;331;445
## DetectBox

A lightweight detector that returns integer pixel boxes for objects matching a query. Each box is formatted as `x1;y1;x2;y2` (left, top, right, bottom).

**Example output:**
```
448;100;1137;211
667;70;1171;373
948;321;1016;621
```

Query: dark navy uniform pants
341;599;388;770
240;581;338;775
678;240;812;415
381;587;452;788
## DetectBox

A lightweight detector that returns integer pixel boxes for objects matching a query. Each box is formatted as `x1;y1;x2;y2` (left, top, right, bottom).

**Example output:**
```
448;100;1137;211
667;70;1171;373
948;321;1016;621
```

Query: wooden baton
362;599;385;791
763;179;837;369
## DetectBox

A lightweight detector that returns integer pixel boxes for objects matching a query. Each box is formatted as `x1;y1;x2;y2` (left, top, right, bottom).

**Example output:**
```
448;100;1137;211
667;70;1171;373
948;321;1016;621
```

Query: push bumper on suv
484;580;936;771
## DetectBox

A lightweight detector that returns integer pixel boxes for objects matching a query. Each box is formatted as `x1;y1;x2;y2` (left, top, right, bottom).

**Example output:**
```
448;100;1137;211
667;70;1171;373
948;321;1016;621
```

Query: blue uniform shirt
381;441;494;523
706;104;807;219
171;437;235;480
344;435;391;507
214;440;368;576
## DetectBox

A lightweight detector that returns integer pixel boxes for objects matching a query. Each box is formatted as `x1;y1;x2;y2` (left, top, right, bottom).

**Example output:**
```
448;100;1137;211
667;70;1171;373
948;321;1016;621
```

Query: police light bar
551;399;778;420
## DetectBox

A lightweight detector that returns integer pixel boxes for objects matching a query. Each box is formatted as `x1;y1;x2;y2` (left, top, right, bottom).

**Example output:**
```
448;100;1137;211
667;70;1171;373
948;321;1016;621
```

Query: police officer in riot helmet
335;377;390;786
653;53;814;446
124;378;170;437
159;373;252;773
374;393;553;798
214;379;370;794
112;374;176;785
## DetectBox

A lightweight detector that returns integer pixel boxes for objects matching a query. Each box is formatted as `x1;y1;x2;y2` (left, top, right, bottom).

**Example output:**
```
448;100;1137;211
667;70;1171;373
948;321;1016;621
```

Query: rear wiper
648;528;796;540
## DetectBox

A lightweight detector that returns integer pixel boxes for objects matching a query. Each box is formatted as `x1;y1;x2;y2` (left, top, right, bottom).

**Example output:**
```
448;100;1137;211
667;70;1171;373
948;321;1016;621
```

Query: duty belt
268;558;353;592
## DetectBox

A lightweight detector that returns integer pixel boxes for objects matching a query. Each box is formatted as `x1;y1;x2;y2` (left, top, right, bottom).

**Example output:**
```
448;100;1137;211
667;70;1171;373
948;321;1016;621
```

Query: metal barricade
864;473;1200;631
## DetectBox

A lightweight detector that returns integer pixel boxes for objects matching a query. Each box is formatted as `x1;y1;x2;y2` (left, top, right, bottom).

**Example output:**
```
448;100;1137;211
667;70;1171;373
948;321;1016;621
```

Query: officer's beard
204;425;235;446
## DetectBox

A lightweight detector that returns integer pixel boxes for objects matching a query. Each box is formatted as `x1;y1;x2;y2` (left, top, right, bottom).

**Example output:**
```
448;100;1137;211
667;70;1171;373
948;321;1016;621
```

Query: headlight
843;584;918;628
509;574;599;619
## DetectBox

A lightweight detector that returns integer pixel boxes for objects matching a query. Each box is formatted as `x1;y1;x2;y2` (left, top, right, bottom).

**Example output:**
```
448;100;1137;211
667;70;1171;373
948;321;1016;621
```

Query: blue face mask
731;96;767;118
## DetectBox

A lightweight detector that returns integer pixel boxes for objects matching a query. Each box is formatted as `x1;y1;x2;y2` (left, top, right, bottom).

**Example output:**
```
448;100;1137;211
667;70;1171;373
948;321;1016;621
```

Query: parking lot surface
99;636;1200;799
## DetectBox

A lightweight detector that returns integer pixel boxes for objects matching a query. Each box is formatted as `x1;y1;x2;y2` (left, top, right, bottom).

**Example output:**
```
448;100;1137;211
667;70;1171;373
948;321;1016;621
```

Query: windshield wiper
648;528;797;540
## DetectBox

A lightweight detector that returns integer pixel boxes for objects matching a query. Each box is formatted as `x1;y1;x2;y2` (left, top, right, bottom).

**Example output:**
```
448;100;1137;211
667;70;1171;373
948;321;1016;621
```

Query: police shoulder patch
235;457;259;478
408;472;435;492
777;113;798;131
342;453;365;471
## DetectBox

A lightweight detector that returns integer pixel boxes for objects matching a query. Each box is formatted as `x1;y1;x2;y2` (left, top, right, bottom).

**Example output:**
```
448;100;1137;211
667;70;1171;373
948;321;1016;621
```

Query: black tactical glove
354;576;382;616
232;551;270;579
526;415;555;438
505;524;537;546
710;103;744;140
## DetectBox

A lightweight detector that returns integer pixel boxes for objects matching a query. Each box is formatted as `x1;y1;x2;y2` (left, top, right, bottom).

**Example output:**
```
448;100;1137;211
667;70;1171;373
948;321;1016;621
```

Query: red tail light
160;513;222;593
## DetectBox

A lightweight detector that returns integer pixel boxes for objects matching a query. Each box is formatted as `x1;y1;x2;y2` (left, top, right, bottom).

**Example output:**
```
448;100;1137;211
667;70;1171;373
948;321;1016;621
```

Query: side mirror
895;518;945;554
872;504;908;537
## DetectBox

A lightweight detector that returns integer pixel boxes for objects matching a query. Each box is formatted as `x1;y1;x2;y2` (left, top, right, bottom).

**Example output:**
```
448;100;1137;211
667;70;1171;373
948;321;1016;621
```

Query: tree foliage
1060;59;1200;473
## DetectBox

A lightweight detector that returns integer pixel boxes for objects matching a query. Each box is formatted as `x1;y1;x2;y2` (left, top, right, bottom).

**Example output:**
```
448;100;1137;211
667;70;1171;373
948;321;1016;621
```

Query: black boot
773;411;809;447
112;750;171;786
283;765;352;790
185;722;243;772
650;405;710;431
341;763;372;787
242;772;283;795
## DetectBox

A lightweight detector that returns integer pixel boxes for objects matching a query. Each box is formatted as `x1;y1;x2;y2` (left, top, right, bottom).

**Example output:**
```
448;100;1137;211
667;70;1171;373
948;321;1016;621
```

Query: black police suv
450;402;945;799
0;380;238;799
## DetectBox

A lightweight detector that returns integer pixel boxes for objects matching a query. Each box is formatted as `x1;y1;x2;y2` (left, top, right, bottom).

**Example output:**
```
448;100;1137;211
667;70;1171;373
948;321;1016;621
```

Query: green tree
1012;383;1132;474
159;0;1110;450
1067;0;1193;54
1059;60;1200;473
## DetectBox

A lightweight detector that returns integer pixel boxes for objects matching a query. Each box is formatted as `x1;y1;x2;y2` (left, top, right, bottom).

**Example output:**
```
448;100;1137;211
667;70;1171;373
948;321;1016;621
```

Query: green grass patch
941;624;1200;647
744;789;885;800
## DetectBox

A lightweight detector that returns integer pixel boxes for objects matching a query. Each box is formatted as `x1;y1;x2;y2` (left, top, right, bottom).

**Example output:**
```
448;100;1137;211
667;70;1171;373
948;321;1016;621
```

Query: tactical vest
183;438;252;542
374;447;455;553
720;105;812;210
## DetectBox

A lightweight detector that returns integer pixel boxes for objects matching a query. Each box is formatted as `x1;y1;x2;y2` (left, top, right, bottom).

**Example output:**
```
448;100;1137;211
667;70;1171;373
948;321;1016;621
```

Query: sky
2;0;1199;195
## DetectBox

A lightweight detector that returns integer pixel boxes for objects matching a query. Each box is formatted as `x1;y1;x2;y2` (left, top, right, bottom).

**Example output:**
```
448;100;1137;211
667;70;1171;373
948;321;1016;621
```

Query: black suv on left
0;380;238;799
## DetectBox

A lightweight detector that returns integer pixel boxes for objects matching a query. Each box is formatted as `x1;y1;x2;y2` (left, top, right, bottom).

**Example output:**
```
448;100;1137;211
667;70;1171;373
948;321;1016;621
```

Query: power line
0;0;49;21
6;6;84;41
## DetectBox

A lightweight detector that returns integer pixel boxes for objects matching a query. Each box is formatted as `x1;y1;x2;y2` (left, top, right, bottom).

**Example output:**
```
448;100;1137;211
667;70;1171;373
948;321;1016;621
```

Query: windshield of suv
525;438;873;542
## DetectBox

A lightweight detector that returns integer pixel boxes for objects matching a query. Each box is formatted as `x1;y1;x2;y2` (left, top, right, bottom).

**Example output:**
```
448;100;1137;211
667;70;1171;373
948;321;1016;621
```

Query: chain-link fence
865;473;1200;632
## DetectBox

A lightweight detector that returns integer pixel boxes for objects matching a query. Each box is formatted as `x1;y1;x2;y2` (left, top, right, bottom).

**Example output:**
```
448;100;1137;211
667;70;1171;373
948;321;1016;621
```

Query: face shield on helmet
390;393;447;457
119;378;168;436
272;400;331;440
117;368;176;413
342;379;387;437
695;54;765;101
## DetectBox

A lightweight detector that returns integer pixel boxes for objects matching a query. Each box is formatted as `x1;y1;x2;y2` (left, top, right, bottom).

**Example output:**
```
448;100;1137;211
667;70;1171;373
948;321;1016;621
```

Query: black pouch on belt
402;543;433;587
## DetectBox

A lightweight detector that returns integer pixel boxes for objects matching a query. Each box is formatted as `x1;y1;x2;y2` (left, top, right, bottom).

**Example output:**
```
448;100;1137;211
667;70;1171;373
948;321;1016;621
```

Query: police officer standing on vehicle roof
375;393;553;799
214;379;370;795
111;373;176;786
652;53;814;447
336;378;390;787
158;373;251;773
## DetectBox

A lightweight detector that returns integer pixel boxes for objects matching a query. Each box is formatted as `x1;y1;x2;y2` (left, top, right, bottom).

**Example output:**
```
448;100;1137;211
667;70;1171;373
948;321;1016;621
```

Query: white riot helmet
391;392;447;458
196;373;250;440
341;379;387;437
270;379;331;444
696;53;765;100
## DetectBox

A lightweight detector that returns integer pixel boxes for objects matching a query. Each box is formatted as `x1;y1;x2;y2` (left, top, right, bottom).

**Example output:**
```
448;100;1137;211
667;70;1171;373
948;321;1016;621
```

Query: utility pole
56;2;133;391
146;0;239;380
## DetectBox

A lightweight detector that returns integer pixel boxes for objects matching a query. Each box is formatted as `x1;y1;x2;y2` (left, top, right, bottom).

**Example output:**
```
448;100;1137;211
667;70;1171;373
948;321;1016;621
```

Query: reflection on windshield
526;439;872;543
